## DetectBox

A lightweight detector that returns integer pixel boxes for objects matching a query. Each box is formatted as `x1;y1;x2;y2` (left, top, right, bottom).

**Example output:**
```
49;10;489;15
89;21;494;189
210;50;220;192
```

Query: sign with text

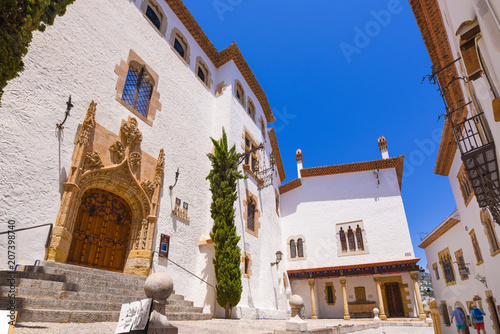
159;234;170;259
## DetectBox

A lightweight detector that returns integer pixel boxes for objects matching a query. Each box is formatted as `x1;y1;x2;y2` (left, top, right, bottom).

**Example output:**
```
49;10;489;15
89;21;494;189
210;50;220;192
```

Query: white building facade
279;140;425;320
0;0;425;321
410;0;500;333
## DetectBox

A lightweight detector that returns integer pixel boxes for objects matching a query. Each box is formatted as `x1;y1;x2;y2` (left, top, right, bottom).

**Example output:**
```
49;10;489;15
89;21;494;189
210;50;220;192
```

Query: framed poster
159;234;170;259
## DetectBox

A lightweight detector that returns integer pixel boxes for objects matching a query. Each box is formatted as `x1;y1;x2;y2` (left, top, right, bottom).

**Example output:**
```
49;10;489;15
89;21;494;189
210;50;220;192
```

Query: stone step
0;278;68;291
0;296;201;313
0;271;67;284
0;286;192;306
17;309;211;323
26;263;147;286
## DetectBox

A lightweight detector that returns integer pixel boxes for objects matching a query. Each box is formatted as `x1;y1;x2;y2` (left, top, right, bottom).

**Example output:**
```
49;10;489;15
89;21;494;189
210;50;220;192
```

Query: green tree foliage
0;0;74;101
207;128;245;319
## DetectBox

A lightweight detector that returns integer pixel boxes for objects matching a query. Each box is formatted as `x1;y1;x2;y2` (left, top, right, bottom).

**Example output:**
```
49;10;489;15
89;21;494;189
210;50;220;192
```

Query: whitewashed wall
0;0;286;319
280;167;416;271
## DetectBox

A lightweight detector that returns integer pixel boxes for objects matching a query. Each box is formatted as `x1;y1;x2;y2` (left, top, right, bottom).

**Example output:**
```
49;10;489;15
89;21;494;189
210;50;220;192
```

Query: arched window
141;0;167;35
441;253;455;284
339;228;347;252
481;209;500;255
169;28;191;64
122;65;153;118
297;238;304;257
235;80;245;107
247;99;256;122
470;229;484;264
195;57;212;89
290;239;296;258
356;225;364;251
145;5;161;30
347;226;356;251
260;118;266;139
244;256;250;275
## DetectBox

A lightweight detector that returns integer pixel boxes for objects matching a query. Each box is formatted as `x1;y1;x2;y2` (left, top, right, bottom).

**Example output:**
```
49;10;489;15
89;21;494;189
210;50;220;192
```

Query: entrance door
67;189;132;272
384;282;405;317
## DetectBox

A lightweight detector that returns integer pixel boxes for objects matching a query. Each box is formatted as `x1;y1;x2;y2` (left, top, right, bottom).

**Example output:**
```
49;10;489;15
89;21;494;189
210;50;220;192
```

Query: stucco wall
0;0;286;319
280;167;416;270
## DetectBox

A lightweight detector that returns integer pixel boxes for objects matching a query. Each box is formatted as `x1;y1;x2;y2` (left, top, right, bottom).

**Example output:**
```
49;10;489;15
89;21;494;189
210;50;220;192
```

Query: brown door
67;189;132;272
384;282;405;317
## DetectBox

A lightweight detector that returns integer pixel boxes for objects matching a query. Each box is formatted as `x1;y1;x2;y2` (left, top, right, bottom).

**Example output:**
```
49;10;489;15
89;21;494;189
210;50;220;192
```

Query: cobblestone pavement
13;318;431;334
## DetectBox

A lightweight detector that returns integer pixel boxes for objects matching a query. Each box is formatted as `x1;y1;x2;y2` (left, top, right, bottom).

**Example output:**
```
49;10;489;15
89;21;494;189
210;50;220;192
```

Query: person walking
471;304;487;334
451;306;467;334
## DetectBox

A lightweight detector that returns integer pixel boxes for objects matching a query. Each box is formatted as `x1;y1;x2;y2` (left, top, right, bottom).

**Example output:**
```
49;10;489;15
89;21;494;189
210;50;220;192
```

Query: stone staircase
0;261;211;322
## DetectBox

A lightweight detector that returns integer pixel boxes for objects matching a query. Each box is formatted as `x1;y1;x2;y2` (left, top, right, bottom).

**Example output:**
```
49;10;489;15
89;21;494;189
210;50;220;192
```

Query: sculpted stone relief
49;101;165;276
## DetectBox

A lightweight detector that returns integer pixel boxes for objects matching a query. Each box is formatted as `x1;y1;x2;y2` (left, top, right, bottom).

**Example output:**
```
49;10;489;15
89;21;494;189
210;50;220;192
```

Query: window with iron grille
122;66;153;118
356;225;364;251
327;285;335;304
340;228;348;252
247;199;255;232
347;226;356;251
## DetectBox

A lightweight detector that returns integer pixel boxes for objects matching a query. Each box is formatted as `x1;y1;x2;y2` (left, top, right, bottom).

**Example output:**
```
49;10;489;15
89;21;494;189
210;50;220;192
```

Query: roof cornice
166;0;275;123
268;128;285;182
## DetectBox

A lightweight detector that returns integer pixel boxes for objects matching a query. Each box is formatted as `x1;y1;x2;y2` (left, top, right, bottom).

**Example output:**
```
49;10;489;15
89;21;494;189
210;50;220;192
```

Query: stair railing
0;222;53;248
151;250;217;319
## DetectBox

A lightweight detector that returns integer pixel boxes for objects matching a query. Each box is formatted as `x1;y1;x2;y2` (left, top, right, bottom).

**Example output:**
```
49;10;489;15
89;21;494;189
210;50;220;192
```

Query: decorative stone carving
85;151;104;168
141;180;155;198
122;118;142;145
129;152;142;168
135;219;149;250
77;101;97;146
155;149;165;186
109;141;125;163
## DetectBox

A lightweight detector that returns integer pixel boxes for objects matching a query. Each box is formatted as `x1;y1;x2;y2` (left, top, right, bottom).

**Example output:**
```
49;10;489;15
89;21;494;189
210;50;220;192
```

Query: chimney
378;136;389;159
296;149;303;178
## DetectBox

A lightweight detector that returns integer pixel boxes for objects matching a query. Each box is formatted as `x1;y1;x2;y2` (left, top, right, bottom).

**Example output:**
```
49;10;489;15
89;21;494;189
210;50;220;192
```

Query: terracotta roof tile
166;0;275;123
268;128;285;182
279;178;302;194
409;0;467;176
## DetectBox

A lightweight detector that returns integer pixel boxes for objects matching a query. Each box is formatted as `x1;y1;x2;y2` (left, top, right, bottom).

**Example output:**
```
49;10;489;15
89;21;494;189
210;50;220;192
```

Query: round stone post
307;278;318;320
339;276;350;320
144;272;178;333
410;271;427;320
373;274;387;320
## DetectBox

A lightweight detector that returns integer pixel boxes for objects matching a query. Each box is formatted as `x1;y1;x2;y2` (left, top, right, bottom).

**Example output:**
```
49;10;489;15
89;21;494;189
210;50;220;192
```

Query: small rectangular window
174;39;185;58
247;200;255;232
197;66;205;82
146;6;161;30
327;286;334;304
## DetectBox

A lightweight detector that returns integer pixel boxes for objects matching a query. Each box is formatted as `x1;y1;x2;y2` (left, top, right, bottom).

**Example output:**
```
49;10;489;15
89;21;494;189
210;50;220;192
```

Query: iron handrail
151;251;217;318
0;222;53;248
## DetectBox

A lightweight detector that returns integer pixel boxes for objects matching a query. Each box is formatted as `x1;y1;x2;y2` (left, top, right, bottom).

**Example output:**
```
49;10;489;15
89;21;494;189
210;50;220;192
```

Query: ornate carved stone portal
47;101;164;276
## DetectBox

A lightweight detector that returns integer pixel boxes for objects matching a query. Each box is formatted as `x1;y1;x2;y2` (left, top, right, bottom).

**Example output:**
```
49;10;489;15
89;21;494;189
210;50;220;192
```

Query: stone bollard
286;295;307;332
144;272;178;334
373;308;381;322
424;307;433;324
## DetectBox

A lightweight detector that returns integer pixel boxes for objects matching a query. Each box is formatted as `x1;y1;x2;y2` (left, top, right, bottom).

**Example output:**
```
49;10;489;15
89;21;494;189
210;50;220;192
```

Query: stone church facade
0;0;424;320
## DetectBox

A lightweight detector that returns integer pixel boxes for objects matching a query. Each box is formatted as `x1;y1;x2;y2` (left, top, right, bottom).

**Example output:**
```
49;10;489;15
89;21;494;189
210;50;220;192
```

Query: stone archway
47;101;165;276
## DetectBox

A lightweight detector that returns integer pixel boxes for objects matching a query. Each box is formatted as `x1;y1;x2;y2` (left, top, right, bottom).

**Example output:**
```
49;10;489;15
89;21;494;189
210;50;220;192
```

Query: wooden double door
384;282;405;317
67;189;132;272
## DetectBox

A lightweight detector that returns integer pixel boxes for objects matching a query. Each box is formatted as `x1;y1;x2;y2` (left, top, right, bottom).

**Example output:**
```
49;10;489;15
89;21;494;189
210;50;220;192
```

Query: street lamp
271;251;283;266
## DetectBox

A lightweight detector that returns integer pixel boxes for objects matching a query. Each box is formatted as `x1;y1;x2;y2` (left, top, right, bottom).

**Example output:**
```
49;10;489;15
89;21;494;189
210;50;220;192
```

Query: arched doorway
384;282;405;317
67;189;132;272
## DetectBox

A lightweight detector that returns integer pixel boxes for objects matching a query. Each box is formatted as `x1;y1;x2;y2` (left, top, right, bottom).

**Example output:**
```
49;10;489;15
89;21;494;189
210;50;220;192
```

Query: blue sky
183;0;457;269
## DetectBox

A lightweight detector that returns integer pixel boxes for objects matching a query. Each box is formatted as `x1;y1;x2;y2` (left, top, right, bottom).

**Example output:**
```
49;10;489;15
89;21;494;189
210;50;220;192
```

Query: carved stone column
308;278;318;320
410;271;427;320
47;101;96;263
373;274;387;320
339;276;350;320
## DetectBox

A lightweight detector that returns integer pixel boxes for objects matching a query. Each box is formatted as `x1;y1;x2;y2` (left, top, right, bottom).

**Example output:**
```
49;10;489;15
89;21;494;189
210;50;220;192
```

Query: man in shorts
471;304;487;334
451;306;467;334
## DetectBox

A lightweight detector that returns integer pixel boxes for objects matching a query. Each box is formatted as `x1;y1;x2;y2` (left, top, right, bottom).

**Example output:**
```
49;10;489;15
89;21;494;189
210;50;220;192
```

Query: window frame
287;235;306;261
324;282;336;306
244;190;260;237
115;49;161;126
469;229;484;265
140;0;167;35
438;247;456;286
336;221;368;256
169;28;191;65
457;164;474;206
235;80;246;108
194;56;212;89
480;208;500;256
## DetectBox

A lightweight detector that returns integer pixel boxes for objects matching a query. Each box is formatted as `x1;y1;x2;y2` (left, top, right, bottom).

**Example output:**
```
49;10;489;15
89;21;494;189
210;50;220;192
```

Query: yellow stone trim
242;252;252;278
169;27;191;65
438;247;457;286
469;229;484;265
324;282;336;306
243;190;261;238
